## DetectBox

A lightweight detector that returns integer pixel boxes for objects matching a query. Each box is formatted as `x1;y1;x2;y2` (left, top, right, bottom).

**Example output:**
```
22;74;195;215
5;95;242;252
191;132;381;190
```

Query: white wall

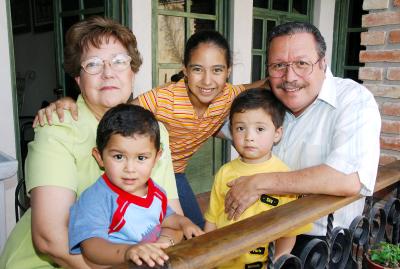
313;0;336;66
0;0;18;251
130;0;153;96
230;0;253;85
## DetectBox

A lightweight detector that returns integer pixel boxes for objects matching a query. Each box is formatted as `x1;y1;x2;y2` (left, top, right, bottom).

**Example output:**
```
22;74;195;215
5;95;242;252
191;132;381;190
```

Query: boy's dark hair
96;104;160;154
229;89;286;129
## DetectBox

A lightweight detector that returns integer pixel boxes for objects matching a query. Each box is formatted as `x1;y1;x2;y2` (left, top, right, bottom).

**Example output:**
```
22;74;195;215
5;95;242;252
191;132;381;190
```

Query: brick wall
360;0;400;165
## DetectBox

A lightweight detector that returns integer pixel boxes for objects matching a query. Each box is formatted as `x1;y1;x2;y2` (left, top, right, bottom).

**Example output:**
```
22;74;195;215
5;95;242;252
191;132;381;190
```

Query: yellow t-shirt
0;95;177;269
204;155;312;269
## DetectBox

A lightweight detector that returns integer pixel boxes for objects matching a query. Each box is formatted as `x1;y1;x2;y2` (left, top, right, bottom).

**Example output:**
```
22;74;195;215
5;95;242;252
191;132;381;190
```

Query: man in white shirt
224;22;381;254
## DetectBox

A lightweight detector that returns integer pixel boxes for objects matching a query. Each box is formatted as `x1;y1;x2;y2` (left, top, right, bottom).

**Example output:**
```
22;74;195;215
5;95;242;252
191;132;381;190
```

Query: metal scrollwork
384;197;400;244
327;227;351;269
347;215;370;267
274;254;302;269
299;238;329;269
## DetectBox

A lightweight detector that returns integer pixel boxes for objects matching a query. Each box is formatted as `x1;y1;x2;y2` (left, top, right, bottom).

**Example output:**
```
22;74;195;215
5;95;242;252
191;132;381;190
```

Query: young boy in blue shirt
204;89;311;269
69;104;203;268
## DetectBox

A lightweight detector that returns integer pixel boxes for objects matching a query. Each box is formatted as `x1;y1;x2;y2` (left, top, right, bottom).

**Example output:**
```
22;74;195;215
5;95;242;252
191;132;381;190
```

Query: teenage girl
34;30;266;228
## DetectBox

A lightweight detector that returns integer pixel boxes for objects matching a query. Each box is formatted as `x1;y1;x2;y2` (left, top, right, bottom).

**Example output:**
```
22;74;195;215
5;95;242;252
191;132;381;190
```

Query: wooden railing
115;160;400;269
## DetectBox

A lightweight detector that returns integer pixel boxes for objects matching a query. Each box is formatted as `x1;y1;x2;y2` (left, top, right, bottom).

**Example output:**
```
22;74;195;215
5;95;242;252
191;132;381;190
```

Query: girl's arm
161;214;204;239
31;186;92;269
242;78;270;90
33;97;77;127
274;237;296;261
204;221;217;233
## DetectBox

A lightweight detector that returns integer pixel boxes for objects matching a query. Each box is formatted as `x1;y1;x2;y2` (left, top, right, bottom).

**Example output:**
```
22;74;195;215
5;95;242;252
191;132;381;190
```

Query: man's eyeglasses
81;54;132;75
267;58;321;78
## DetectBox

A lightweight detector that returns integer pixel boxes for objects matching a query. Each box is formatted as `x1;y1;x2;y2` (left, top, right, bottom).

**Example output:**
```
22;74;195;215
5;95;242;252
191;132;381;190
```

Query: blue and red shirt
69;174;174;254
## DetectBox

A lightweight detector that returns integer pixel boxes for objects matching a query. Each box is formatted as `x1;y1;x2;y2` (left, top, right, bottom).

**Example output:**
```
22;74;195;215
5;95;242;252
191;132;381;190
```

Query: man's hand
225;175;260;220
124;242;170;267
33;97;78;127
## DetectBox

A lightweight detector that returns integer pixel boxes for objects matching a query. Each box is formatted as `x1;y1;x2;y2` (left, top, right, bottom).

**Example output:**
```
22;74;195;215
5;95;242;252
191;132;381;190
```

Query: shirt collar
285;67;336;121
316;67;337;108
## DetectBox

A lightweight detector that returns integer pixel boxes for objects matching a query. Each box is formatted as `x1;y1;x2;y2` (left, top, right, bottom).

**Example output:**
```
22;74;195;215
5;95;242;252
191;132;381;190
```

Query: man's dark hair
96;104;160;154
229;89;286;129
268;22;326;59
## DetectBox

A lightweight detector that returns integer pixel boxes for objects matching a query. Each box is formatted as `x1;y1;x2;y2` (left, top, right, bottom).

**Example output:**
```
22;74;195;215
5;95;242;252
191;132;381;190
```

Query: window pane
266;20;276;42
252;55;262;82
345;32;365;66
62;16;80;44
158;0;185;11
344;69;362;83
191;0;216;15
253;19;263;49
84;0;104;9
158;68;183;85
348;0;367;28
293;0;308;15
253;0;269;9
190;18;215;34
272;0;288;12
158;15;185;64
61;0;79;11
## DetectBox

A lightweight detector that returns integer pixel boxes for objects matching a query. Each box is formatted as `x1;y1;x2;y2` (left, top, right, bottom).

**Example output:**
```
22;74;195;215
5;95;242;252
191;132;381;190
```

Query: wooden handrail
116;160;400;269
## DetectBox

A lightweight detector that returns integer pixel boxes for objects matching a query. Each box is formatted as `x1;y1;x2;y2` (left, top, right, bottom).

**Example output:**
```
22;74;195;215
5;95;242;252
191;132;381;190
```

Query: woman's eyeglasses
81;54;132;75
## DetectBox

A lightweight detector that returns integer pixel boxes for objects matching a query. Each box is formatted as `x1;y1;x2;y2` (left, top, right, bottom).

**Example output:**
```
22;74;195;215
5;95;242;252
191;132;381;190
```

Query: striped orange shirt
138;79;245;173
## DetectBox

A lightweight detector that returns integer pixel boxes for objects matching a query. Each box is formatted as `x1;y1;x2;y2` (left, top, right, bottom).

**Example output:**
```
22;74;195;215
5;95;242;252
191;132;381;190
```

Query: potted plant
366;242;400;269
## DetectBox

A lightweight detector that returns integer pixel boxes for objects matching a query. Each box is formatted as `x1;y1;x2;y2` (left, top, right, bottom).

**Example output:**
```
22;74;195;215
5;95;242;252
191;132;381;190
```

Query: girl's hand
124;242;170;267
180;217;205;239
33;97;78;127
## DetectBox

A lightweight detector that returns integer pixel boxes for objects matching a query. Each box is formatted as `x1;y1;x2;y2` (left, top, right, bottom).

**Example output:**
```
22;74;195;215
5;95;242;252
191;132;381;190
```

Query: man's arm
31;186;92;269
225;164;361;220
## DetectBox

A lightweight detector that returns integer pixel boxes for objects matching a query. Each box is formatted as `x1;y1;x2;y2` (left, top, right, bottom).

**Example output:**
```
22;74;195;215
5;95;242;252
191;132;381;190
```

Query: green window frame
331;0;366;82
53;0;129;99
252;0;314;81
152;0;227;87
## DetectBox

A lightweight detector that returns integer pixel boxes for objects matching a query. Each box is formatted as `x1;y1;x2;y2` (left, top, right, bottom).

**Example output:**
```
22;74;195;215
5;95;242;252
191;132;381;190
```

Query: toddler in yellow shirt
204;89;312;269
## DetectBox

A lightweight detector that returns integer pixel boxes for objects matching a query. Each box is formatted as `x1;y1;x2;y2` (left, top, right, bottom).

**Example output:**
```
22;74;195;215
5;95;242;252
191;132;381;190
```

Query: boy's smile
93;133;161;196
231;108;283;164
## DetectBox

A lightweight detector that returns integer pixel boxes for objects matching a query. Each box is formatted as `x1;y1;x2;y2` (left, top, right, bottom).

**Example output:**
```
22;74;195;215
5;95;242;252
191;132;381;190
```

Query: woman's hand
33;97;78;127
124;242;170;267
224;175;261;220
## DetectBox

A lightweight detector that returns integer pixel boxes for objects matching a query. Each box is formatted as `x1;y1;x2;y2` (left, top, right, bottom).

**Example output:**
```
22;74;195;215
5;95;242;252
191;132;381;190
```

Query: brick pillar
360;0;400;165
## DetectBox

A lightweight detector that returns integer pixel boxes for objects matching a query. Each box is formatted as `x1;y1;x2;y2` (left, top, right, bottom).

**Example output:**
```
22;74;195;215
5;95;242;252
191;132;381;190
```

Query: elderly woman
0;17;182;269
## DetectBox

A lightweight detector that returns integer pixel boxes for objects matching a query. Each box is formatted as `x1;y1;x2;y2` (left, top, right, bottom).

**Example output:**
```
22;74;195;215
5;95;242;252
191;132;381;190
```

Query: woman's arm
31;186;91;269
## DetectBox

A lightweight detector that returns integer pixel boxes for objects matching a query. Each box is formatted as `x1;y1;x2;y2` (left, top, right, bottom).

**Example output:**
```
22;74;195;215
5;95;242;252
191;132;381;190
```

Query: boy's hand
180;217;205;239
124;242;170;267
33;97;78;127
